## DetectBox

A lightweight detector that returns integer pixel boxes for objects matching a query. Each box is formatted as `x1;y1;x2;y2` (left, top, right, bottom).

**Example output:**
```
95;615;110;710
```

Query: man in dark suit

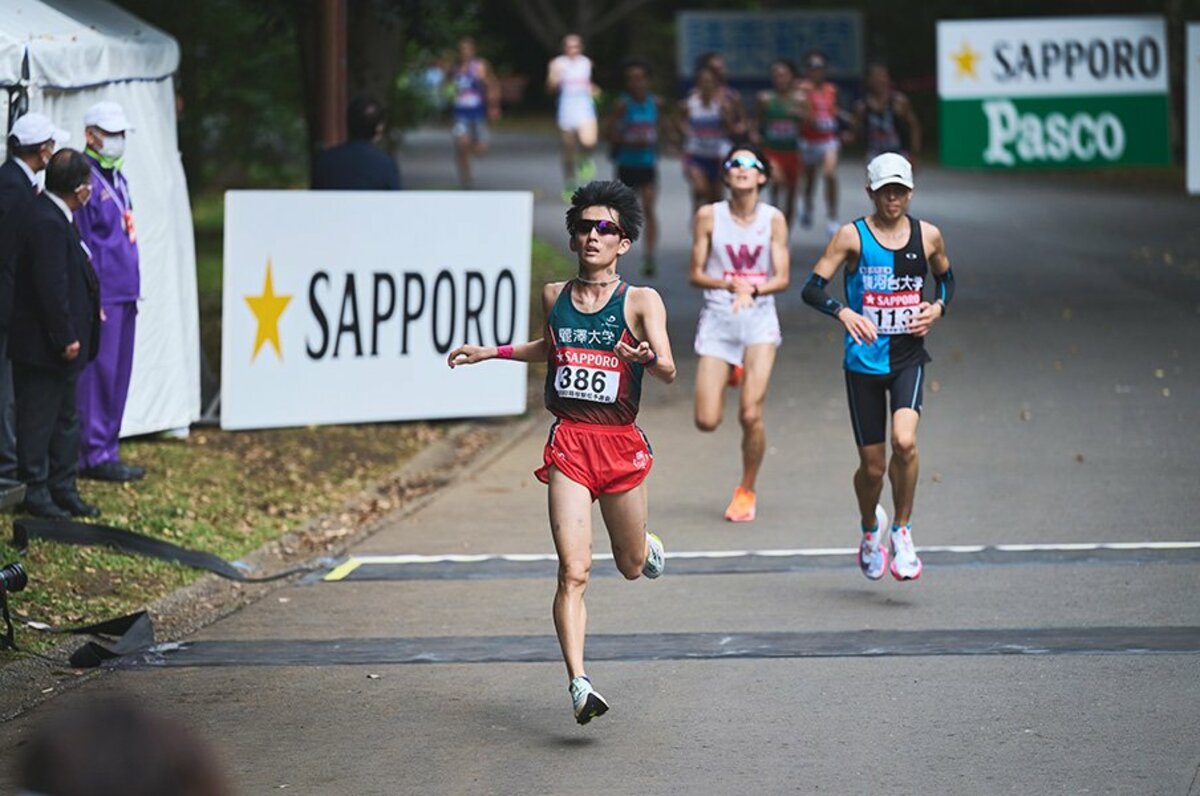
311;96;402;190
1;113;71;486
8;149;102;519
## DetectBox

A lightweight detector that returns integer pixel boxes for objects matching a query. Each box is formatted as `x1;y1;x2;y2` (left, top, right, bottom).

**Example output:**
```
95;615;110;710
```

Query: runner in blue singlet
801;153;956;584
447;36;500;189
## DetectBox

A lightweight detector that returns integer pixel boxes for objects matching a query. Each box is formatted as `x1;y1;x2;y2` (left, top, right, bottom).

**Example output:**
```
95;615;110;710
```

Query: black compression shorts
844;362;925;447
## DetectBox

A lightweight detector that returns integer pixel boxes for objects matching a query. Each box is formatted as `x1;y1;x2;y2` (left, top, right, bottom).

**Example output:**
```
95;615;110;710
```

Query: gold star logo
244;259;292;361
951;41;980;79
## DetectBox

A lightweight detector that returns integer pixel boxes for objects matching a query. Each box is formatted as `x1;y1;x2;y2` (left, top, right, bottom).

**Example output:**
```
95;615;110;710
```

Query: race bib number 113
863;290;921;335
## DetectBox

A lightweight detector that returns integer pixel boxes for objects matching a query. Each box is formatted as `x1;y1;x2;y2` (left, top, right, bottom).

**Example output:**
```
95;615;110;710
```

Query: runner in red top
797;50;852;240
448;180;676;726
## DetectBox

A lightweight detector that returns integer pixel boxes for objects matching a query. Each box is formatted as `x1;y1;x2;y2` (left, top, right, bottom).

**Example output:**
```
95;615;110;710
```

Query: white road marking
323;541;1200;580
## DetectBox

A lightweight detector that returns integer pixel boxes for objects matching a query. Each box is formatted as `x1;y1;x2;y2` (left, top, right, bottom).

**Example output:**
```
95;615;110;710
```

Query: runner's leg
454;133;472;188
577;118;598;180
548;467;594;679
640;181;658;262
801;161;817;226
888;408;920;525
854;443;887;526
694;355;731;432
598;482;650;579
686;164;708;214
560;128;578;186
822;144;839;222
736;342;776;492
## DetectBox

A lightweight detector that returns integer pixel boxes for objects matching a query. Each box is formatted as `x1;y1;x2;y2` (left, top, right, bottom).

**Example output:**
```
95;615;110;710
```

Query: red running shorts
534;418;653;500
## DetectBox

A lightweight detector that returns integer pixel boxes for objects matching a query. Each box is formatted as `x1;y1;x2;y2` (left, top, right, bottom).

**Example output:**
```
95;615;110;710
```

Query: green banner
940;94;1169;168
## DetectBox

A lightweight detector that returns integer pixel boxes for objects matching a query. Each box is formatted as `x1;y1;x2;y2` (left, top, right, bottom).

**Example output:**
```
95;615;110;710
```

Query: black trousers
12;361;80;503
0;331;16;480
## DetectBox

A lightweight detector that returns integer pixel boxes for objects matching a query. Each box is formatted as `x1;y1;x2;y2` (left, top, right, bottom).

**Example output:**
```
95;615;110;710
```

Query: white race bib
863;290;921;335
554;347;621;403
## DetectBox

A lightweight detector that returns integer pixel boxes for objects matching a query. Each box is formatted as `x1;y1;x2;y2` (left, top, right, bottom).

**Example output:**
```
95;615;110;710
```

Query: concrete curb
0;412;539;722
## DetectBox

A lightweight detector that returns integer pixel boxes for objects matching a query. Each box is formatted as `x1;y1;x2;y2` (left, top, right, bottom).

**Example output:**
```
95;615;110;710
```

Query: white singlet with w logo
703;201;776;309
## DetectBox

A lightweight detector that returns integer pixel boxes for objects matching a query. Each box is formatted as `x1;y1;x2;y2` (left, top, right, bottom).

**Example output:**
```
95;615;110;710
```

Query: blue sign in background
677;10;864;107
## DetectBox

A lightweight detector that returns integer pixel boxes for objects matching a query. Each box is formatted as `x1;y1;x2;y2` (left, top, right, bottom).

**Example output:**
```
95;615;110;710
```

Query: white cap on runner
866;152;914;191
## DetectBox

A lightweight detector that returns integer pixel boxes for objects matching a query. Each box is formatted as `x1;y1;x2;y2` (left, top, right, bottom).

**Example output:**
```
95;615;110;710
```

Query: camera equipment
0;561;27;593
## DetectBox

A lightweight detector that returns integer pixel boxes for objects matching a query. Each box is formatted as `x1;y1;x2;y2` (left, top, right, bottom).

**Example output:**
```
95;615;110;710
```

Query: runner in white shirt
688;144;791;522
547;34;599;200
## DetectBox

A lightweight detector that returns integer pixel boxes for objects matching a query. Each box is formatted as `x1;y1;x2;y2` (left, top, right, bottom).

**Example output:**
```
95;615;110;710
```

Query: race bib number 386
554;347;621;403
863;290;921;335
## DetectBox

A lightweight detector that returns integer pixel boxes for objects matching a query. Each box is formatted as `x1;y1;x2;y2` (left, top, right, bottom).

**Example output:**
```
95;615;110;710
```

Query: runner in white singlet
547;34;599;199
688;144;791;523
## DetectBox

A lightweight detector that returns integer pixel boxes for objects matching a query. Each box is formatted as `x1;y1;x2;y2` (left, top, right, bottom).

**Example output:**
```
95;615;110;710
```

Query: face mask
98;133;126;160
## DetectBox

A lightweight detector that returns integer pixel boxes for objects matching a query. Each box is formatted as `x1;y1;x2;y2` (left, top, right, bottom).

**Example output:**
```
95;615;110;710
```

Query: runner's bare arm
482;59;502;120
755;208;791;297
688;205;732;293
545;57;561;93
896;92;922;156
802;223;878;344
617;287;676;383
447;282;561;367
603;97;626;144
909;222;952;338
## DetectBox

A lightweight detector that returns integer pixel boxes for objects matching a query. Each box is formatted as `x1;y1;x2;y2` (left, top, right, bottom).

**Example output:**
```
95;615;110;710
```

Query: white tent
0;0;200;436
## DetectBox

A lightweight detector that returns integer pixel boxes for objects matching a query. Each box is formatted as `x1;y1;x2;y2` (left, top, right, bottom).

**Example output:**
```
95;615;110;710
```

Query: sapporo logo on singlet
861;268;924;336
555;346;620;404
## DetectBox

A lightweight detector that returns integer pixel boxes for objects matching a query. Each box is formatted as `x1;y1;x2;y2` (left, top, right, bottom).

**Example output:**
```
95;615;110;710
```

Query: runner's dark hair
723;141;773;180
621;56;652;78
771;58;797;76
566;180;643;242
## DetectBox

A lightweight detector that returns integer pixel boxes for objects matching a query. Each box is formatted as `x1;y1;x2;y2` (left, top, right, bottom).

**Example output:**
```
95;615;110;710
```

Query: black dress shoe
22;497;71;520
80;460;145;482
53;492;102;518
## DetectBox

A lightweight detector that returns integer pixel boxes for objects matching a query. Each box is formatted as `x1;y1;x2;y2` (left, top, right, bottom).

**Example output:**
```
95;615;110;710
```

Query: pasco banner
220;191;531;430
938;17;1169;169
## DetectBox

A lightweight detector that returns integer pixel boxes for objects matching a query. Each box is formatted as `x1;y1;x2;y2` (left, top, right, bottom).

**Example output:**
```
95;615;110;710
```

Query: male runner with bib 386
690;144;790;523
448;180;676;725
801;153;954;581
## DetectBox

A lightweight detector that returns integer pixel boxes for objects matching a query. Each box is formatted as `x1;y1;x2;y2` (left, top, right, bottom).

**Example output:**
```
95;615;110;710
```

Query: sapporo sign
221;191;531;430
937;17;1169;168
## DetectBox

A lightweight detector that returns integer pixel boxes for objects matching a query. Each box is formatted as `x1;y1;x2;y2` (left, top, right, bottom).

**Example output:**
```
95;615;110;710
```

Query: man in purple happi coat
76;101;145;482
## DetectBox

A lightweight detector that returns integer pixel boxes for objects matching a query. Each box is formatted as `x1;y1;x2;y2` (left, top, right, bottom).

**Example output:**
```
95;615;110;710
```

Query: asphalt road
1;127;1197;795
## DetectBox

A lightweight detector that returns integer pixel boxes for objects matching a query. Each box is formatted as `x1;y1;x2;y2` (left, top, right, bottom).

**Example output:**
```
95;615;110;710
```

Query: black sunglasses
572;218;626;238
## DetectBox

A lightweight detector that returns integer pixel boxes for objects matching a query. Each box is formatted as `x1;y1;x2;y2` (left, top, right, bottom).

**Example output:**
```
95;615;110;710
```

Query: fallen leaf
1020;409;1032;422
1162;387;1171;398
1075;453;1084;463
930;380;941;393
1154;368;1165;379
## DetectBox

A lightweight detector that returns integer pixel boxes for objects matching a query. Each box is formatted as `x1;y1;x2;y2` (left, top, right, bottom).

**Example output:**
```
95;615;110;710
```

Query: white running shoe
643;532;665;579
858;504;890;581
890;524;923;581
569;675;609;725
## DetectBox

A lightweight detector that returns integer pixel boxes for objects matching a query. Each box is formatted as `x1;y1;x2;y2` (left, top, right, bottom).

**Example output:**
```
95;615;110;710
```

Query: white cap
84;101;131;133
8;112;70;146
866;152;914;191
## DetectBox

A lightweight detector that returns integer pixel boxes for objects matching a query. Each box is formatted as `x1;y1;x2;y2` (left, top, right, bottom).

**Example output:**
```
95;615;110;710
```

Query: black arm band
934;268;955;314
801;273;844;319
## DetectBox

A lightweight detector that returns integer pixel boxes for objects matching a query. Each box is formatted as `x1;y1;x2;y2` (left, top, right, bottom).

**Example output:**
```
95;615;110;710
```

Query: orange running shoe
728;364;744;388
724;486;757;522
